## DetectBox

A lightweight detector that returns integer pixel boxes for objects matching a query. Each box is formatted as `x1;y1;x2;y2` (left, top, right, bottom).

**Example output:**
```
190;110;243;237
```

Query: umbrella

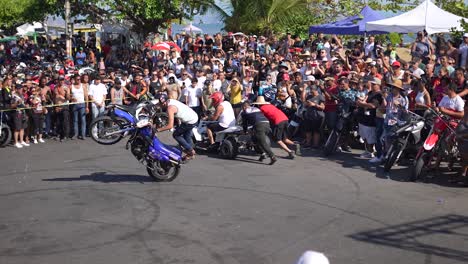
151;42;171;51
166;42;181;52
182;23;202;33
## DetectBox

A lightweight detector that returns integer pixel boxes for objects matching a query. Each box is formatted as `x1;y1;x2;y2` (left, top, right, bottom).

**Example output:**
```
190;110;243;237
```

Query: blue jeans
173;123;195;151
73;103;87;137
375;118;384;158
91;103;106;119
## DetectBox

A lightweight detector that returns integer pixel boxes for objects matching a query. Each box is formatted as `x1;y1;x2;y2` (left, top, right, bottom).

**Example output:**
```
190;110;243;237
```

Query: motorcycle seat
115;104;136;116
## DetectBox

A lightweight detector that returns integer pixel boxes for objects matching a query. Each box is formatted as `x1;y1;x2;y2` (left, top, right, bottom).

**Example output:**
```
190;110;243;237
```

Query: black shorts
207;123;227;133
232;103;242;109
303;117;324;133
272;120;288;141
13;112;28;130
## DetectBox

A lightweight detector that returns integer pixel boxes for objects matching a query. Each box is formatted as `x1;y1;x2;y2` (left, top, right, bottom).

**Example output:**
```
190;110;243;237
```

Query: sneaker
39;138;45;143
33;138;38;144
15;143;23;149
295;143;302;156
341;145;351;152
258;153;267;162
369;156;383;164
360;151;374;159
287;151;295;159
269;156;278;165
21;141;30;147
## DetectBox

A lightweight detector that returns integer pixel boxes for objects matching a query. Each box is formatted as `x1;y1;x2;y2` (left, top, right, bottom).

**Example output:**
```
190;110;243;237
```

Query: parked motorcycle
383;111;425;172
323;95;356;156
89;102;180;182
411;109;459;181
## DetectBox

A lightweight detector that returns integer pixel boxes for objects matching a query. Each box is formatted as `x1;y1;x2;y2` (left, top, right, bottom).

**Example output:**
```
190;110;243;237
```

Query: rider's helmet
156;93;169;104
209;91;224;107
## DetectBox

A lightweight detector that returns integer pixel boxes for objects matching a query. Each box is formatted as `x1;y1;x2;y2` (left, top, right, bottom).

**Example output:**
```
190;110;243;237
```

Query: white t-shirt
365;42;375;59
212;79;222;92
438;95;465;112
184;86;202;107
196;76;206;89
88;83;107;105
178;78;191;89
218;101;236;128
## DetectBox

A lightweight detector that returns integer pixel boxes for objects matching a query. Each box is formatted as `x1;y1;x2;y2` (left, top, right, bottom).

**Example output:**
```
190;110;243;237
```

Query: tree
0;0;215;36
0;0;56;33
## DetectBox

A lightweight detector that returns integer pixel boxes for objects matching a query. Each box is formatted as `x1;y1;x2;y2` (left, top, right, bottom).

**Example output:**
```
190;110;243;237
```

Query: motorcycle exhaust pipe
104;127;134;136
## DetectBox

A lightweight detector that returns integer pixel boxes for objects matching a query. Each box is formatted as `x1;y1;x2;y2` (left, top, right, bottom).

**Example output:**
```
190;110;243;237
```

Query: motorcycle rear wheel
0;123;12;147
147;160;180;182
89;116;127;145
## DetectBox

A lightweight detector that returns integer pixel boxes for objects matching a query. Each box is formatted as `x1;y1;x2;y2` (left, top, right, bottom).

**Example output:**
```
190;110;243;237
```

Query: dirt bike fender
423;133;439;151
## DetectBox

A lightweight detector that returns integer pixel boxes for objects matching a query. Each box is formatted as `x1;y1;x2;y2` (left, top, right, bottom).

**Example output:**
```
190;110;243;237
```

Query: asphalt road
0;133;467;264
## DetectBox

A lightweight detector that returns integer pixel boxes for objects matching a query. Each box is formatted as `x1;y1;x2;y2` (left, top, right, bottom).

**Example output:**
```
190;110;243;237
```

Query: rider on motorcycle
436;83;465;120
155;94;199;160
206;91;236;148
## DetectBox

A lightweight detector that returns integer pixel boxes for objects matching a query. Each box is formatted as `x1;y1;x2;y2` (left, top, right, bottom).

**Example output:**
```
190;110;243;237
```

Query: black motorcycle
323;95;356;156
383;111;426;172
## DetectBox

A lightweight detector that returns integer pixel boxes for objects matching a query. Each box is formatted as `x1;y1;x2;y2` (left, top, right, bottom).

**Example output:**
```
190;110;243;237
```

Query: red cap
58;69;65;75
392;61;401;67
228;32;233;36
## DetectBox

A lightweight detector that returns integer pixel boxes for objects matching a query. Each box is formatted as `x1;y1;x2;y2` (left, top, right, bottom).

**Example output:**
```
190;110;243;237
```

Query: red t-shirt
324;85;339;112
259;104;288;125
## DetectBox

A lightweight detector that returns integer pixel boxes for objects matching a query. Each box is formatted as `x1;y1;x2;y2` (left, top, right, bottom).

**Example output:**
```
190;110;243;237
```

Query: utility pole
65;0;71;58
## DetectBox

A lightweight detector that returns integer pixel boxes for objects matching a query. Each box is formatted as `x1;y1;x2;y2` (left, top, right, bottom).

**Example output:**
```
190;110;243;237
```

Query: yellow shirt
230;85;242;105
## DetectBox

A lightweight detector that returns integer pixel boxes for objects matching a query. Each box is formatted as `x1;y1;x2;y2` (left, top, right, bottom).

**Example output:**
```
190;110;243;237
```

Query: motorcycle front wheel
0;123;12;147
89;116;127;145
147;160;180;182
384;142;403;172
411;152;429;181
323;130;339;156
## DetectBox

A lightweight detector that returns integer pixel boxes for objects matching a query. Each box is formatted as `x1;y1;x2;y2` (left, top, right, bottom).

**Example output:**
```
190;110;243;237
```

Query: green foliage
0;0;55;31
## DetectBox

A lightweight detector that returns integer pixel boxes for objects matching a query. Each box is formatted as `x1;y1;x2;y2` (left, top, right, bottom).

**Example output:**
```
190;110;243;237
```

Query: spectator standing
71;75;89;140
89;76;107;120
11;84;29;148
54;76;71;142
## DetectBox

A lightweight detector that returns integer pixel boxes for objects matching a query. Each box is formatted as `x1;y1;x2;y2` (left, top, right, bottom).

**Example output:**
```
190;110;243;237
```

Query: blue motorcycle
89;103;182;182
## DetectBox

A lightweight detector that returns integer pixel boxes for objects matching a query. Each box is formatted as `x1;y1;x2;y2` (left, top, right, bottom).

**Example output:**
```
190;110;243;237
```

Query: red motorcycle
411;109;459;181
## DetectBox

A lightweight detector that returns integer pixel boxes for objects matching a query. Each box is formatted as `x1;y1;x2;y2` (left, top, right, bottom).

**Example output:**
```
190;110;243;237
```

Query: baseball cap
392;61;401;67
306;75;316;82
370;77;381;85
463;33;468;38
15;84;23;89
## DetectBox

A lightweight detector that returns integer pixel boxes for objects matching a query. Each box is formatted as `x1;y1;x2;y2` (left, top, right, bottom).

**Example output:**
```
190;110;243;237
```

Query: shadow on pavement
349;214;468;262
299;148;466;188
43;172;154;183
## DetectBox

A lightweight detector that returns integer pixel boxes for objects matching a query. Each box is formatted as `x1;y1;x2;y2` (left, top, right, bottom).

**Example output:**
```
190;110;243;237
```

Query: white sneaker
39;138;45;143
15;142;23;148
33;138;38;144
21;141;30;147
369;156;382;164
360;151;375;159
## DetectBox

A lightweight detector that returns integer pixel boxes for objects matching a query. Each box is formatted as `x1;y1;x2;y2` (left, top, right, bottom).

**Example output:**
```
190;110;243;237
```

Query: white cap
306;75;316;82
463;33;468;38
296;251;330;264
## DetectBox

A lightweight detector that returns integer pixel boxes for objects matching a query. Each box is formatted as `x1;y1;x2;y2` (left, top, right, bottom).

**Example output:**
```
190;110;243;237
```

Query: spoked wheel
0;124;12;147
147;160;180;182
323;131;339;156
89;116;127;145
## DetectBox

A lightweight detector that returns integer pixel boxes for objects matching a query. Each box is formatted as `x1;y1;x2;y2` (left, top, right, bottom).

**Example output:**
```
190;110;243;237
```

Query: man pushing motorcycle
155;94;198;161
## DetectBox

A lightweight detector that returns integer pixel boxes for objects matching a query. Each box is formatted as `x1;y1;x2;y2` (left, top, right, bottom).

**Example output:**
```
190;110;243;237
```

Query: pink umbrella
165;42;181;52
151;42;170;51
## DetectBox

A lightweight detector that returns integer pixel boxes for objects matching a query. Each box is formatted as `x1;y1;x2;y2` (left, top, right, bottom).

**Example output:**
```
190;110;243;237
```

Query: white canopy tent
366;0;466;35
182;23;202;33
16;22;44;36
